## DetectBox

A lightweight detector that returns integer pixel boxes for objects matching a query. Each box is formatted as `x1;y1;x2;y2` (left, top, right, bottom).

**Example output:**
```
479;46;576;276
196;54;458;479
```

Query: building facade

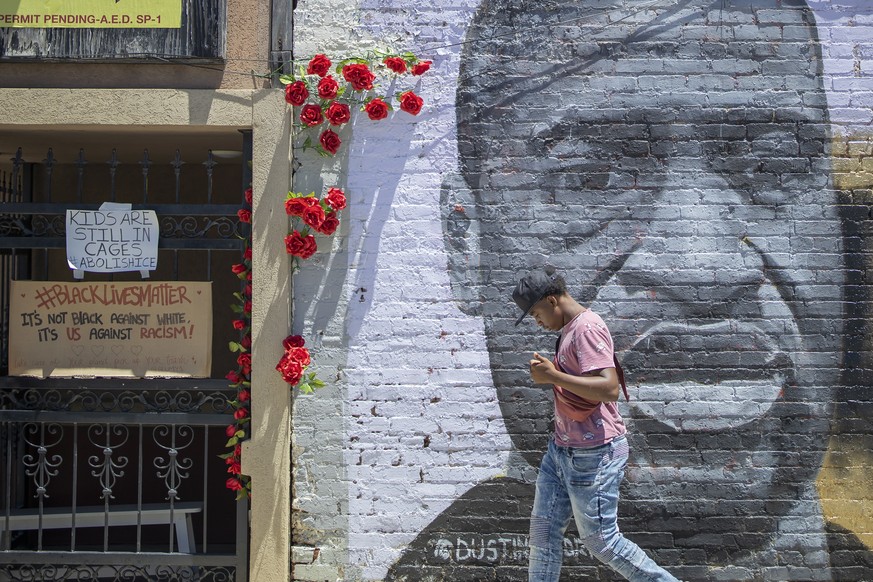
4;0;873;581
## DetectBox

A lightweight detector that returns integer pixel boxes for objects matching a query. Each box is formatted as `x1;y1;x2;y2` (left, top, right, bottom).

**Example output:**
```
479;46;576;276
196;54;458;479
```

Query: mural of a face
449;0;842;562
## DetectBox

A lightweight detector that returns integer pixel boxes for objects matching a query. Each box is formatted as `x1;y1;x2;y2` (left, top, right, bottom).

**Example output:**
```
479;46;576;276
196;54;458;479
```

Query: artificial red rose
233;319;246;331
399;91;424;116
317;212;339;236
384;56;407;74
364;98;389;121
325;187;347;210
226;424;237;438
237;208;251;223
244;187;253;204
317;75;339;100
286;346;311;367
283;335;305;349
299;103;324;127
319;129;341;155
244;247;253;260
276;354;304;385
284;81;309;106
234;407;249;420
227;460;242;475
411;60;432;76
238;389;250;402
284;231;318;259
245;284;252;298
231;263;247;275
285;197;309;216
325;101;351;126
226;370;242;384
342;63;375;91
237;353;252;375
302;202;326;230
241;335;252;350
246;271;252;281
226;477;243;491
307;54;332;77
244;301;252;313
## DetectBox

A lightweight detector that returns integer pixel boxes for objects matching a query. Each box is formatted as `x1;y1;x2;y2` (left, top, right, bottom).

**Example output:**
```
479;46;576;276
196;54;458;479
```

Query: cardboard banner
66;208;159;275
9;281;212;378
0;0;181;28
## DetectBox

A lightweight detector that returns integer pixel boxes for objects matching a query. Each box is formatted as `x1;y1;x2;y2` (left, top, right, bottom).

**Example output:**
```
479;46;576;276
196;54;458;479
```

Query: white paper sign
66;207;159;274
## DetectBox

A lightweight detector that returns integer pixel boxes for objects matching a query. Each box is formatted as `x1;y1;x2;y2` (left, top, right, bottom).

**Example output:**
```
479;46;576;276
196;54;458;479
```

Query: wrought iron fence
0;137;251;581
0;379;245;581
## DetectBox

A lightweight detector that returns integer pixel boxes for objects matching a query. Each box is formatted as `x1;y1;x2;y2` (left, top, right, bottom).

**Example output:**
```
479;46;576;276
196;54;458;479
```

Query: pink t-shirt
552;309;627;448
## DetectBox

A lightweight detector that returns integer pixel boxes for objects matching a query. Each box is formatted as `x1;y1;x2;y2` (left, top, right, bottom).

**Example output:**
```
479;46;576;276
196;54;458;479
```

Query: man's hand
529;352;557;385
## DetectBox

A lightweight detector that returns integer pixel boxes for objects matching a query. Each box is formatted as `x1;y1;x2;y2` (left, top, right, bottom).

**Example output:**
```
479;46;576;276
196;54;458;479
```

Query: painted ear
440;171;483;317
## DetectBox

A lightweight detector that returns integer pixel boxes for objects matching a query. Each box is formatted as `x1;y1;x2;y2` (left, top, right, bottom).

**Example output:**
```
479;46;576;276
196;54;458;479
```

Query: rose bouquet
284;186;347;273
281;52;431;156
276;334;324;393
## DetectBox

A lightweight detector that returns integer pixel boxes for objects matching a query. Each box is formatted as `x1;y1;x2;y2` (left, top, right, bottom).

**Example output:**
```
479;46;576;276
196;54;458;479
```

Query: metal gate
0;132;251;581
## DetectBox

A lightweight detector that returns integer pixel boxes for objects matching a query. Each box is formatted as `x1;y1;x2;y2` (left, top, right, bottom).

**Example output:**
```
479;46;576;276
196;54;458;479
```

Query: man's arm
529;352;620;402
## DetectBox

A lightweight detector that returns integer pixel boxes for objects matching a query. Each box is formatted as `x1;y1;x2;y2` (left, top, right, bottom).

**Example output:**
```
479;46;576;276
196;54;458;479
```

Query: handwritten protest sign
9;281;212;378
66;208;159;275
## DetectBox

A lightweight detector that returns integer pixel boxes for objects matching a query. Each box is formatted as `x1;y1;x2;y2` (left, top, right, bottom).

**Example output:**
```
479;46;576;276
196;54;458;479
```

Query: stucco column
241;88;293;582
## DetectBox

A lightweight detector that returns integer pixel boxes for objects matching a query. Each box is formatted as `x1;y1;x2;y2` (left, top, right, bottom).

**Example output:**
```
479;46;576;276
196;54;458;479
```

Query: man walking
514;269;680;582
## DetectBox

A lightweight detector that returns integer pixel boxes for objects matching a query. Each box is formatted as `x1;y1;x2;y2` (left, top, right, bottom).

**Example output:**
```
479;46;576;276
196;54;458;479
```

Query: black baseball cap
512;270;562;326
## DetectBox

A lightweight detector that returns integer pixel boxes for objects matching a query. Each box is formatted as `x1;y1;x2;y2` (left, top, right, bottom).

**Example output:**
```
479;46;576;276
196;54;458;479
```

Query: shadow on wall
289;104;416;564
387;0;873;580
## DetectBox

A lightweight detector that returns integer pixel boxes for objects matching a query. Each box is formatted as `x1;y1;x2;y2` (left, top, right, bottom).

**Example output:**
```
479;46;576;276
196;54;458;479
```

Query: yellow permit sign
0;0;181;28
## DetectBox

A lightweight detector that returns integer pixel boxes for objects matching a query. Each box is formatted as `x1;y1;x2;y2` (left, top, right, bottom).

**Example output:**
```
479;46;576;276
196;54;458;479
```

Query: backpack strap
613;354;630;402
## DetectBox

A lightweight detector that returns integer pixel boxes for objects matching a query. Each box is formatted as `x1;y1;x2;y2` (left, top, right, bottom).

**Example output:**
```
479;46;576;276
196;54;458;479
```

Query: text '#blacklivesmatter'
33;283;192;310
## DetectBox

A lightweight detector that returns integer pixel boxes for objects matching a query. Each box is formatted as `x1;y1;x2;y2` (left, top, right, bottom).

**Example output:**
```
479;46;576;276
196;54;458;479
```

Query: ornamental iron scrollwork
0;388;233;414
0;214;241;240
159;215;242;239
21;422;64;500
0;564;235;581
87;424;130;500
153;425;195;501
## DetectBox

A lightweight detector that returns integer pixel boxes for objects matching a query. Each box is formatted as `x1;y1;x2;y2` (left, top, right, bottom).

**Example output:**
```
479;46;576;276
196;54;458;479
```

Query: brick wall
291;1;873;580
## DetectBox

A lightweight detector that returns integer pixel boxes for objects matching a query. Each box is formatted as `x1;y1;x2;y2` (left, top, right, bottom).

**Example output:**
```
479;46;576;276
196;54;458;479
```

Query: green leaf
225;436;239;447
230;304;243;314
218;451;234;459
235;488;248;501
278;74;295;85
228;341;241;353
312;378;326;388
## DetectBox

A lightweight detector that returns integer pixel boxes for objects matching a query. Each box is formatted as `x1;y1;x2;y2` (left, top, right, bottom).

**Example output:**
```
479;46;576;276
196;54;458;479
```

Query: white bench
0;502;202;553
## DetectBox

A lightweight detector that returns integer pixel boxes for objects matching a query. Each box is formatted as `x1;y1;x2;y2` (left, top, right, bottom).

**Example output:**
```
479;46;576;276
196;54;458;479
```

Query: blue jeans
528;436;680;582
